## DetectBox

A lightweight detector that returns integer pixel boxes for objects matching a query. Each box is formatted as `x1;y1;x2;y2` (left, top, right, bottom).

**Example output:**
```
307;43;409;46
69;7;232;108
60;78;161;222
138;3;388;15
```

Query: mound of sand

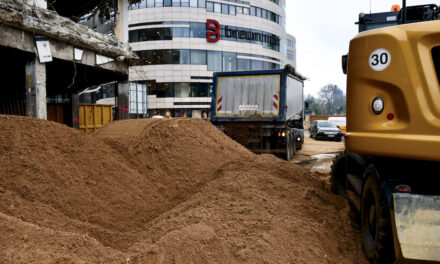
0;116;366;263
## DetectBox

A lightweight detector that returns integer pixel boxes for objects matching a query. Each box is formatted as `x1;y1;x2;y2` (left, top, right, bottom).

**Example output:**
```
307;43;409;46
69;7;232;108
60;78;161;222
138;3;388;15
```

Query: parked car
309;120;343;141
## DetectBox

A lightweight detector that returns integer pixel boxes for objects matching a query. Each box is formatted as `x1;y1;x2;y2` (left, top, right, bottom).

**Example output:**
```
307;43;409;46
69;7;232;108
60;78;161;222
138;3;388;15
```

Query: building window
250;6;255;16
229;5;235;15
198;0;205;8
155;0;163;6
147;0;154;7
237;58;251;71
222;52;237;71
221;4;228;14
190;0;197;7
174;83;191;97
191;49;207;65
172;0;180;6
243;7;249;15
236;6;243;14
172;27;190;37
251;59;262;71
214;2;221;13
172;49;190;64
164;0;172;6
206;1;213;11
207;50;222;71
190;22;206;38
181;0;189;7
256;7;261;17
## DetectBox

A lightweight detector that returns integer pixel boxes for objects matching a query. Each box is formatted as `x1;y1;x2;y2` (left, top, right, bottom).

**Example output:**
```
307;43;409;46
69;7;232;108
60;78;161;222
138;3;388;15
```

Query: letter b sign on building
207;19;221;43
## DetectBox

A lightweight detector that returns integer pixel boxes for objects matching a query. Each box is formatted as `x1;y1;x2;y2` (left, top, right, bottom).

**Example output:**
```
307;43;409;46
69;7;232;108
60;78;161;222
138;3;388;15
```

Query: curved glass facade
129;0;283;25
133;49;280;71
129;22;280;51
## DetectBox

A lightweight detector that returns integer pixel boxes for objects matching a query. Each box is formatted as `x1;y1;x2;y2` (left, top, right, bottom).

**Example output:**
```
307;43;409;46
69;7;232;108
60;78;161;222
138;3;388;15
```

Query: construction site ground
0;116;366;264
293;132;345;174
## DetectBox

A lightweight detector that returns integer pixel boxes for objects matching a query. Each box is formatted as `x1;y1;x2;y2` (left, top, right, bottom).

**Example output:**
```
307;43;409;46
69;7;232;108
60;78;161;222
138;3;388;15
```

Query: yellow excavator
332;1;440;263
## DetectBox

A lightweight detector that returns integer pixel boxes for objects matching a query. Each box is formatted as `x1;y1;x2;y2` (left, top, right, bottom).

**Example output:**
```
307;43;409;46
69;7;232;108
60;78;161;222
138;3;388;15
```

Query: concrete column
25;57;47;120
117;81;129;120
115;0;129;43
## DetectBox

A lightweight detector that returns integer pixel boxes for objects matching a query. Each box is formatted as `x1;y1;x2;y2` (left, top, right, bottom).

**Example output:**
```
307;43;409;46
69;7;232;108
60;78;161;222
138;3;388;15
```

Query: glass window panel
163;28;172;40
190;83;210;97
181;0;189;6
172;49;190;64
207;50;222;71
129;30;139;43
155;0;163;6
180;49;190;64
139;0;147;8
172;27;189;37
198;0;205;7
262;9;267;19
236;6;242;14
172;0;180;6
214;3;221;13
221;4;228;14
206;1;213;11
190;0;197;7
174;83;191;97
256;8;261;17
229;5;235;15
251;59;262;70
147;0;154;7
164;0;172;6
222;52;236;71
191;50;207;65
243;7;249;15
190;22;206;38
250;6;255;16
237;58;251;71
153;83;174;97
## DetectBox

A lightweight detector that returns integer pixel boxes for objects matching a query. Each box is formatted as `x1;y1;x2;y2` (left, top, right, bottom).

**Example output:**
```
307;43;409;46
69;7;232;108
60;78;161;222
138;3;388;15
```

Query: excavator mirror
342;54;348;75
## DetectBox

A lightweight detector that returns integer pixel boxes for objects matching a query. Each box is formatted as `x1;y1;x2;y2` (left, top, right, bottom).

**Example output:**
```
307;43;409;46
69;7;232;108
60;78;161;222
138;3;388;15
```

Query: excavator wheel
361;169;395;264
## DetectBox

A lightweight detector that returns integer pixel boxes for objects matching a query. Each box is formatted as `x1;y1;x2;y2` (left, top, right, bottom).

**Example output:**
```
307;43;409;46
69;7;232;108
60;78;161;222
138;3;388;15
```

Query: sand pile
0;116;366;263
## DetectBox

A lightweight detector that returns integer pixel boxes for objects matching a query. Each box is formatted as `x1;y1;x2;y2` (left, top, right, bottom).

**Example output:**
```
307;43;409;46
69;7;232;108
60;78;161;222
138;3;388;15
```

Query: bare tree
318;84;345;115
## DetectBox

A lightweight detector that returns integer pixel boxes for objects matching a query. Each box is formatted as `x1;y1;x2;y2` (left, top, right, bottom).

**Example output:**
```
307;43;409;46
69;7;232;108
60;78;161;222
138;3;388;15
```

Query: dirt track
0;116;366;263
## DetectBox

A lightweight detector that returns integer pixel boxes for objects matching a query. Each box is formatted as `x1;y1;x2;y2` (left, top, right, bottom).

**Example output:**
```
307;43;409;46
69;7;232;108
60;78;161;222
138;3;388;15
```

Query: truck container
211;65;306;160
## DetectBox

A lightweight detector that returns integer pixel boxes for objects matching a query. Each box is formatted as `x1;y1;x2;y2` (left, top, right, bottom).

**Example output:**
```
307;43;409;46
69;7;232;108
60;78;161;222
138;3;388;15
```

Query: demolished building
0;0;136;127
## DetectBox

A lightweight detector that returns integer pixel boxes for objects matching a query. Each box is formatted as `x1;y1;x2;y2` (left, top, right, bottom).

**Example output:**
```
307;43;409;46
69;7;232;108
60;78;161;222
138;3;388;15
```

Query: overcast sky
285;0;433;97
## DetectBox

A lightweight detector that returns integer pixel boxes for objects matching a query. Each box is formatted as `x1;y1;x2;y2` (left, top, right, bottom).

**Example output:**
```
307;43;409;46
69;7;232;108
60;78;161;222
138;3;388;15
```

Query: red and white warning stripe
217;96;223;112
273;94;279;112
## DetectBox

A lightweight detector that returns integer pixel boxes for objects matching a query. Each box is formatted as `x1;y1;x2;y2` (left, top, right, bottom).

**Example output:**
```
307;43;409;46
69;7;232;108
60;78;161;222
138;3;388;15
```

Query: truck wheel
330;152;346;195
361;170;395;264
291;135;296;156
285;135;293;161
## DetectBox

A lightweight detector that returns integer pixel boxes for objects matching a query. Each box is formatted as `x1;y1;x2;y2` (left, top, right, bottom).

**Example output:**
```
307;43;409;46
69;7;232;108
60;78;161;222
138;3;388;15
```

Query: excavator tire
361;170;395;264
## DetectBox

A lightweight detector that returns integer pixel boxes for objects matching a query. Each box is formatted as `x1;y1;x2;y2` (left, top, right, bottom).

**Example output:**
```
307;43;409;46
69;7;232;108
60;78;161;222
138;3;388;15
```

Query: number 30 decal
369;49;391;71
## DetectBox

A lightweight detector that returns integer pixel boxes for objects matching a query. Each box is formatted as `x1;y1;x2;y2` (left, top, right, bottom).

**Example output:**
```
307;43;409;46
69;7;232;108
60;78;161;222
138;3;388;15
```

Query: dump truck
332;2;440;263
210;65;306;161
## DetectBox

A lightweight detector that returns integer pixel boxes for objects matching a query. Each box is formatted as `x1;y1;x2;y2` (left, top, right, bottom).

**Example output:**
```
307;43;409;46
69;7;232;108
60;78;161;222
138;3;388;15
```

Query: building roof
0;0;137;60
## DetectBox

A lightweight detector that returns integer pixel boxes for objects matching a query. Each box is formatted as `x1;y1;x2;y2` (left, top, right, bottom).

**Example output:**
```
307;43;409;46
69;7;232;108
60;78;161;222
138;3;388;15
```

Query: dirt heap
0;115;366;264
